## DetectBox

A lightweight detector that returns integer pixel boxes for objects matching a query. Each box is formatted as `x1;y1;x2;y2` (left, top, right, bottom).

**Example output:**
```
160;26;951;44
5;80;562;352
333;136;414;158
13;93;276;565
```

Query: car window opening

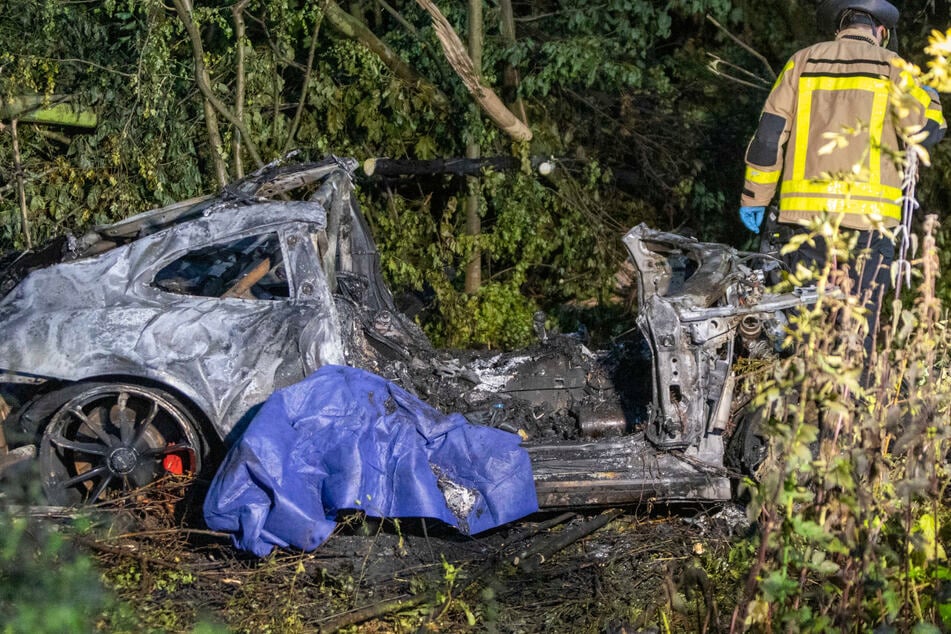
152;233;289;299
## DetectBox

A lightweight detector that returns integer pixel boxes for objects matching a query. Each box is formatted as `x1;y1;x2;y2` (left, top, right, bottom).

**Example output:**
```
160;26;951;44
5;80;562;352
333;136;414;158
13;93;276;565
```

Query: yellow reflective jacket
741;27;946;229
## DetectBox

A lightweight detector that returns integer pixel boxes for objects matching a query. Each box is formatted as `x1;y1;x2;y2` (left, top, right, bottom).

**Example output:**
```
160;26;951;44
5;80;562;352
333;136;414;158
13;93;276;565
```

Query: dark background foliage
1;0;949;346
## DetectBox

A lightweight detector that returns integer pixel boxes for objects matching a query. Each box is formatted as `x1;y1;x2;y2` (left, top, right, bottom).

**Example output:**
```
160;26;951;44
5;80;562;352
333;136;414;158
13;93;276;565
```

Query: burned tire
726;405;768;477
38;383;204;506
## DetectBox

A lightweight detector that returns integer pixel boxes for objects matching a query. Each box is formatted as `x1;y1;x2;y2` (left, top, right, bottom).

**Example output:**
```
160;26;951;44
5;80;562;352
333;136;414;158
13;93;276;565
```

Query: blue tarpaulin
203;365;539;556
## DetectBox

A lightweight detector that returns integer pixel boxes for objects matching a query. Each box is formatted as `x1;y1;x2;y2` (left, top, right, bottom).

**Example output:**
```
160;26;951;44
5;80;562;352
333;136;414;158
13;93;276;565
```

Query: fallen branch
317;593;430;632
414;0;532;142
319;512;577;631
113;528;232;541
73;535;205;571
514;508;623;572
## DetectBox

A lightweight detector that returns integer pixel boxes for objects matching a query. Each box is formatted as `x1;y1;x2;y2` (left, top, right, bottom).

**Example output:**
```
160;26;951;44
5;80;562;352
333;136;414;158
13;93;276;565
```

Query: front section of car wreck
0;157;811;512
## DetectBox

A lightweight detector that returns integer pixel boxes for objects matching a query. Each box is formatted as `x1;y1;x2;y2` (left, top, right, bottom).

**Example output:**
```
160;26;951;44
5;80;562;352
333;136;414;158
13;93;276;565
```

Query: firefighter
738;0;945;361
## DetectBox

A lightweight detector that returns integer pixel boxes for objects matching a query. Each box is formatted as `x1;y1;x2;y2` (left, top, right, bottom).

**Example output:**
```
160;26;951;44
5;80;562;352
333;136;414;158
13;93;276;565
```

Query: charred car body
0;159;813;508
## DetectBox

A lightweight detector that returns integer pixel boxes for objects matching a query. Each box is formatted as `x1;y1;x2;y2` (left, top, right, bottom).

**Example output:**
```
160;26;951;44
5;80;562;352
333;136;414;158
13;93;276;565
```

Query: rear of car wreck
0;158;430;504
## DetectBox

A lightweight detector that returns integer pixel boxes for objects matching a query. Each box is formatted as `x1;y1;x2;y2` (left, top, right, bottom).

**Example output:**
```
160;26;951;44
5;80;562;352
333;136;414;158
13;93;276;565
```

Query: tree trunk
174;0;229;185
498;0;527;124
10;119;32;249
232;0;250;179
464;0;483;295
173;0;264;180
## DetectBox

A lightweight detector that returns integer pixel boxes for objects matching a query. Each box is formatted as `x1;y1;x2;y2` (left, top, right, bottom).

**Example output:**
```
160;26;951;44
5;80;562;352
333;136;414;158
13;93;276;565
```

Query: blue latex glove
739;206;765;233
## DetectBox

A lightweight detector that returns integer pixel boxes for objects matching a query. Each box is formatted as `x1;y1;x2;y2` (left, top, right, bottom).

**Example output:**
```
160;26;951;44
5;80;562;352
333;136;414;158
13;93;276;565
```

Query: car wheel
38;383;204;506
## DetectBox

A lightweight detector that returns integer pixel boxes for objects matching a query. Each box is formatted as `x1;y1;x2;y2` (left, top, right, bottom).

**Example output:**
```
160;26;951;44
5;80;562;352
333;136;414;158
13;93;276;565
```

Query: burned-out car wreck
0;158;814;517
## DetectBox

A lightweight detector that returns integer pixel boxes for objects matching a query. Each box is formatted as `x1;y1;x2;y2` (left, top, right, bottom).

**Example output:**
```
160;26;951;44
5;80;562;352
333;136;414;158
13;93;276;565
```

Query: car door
134;221;343;437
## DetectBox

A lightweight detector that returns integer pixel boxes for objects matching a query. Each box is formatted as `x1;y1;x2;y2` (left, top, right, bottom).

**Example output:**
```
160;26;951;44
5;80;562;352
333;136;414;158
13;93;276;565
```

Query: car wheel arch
8;375;222;456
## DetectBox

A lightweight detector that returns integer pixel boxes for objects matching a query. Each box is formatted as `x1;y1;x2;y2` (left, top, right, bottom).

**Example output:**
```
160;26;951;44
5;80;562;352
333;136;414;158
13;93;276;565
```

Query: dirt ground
54;478;752;633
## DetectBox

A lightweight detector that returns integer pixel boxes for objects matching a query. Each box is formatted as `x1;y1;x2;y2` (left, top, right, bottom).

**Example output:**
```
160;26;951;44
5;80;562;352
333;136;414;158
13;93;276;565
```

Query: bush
735;214;951;631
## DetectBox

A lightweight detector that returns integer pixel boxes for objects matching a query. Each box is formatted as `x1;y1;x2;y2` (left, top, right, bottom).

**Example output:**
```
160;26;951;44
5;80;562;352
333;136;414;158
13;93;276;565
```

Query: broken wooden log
324;1;448;107
0;95;97;128
414;0;532;142
361;156;650;196
221;258;271;299
362;156;554;178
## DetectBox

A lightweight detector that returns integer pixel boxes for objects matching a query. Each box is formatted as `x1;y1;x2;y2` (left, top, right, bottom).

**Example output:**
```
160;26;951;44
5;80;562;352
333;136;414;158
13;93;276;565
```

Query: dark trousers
782;226;894;362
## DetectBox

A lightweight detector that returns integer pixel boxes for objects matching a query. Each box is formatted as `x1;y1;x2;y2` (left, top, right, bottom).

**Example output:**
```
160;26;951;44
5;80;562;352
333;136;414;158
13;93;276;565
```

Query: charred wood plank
363;156;522;177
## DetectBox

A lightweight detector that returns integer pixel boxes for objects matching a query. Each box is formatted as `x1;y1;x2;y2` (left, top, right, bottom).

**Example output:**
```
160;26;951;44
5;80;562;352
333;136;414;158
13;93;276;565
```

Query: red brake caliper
163;447;184;475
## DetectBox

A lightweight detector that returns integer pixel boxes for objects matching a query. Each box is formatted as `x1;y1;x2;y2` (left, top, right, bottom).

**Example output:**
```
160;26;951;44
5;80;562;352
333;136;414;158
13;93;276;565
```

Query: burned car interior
0;157;818;513
153;233;290;300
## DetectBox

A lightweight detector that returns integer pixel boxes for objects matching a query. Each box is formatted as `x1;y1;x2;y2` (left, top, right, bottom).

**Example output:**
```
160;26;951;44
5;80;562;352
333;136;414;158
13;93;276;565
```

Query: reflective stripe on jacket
741;27;946;229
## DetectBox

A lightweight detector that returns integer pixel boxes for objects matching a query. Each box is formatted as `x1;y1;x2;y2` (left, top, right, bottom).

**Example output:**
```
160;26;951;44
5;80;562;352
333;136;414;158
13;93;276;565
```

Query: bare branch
706;14;776;81
282;5;325;155
377;0;418;36
18;55;136;78
10;119;32;249
173;0;264;177
707;54;772;91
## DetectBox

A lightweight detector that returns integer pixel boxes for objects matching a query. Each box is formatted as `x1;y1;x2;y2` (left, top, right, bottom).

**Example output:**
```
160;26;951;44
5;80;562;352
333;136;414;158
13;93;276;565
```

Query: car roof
0;158;356;297
96;158;354;242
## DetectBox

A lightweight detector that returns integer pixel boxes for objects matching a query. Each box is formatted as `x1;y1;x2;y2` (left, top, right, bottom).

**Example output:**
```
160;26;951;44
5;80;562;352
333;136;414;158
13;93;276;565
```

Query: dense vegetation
3;1;951;631
3;1;950;340
8;0;947;347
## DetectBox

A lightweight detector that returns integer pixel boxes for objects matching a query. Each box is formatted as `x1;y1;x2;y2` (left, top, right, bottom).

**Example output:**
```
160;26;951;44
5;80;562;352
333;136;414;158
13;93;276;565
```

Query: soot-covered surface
384;333;654;444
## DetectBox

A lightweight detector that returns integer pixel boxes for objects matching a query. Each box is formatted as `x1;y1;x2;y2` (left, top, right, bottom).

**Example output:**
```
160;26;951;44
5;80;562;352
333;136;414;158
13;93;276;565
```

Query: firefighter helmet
816;0;899;32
